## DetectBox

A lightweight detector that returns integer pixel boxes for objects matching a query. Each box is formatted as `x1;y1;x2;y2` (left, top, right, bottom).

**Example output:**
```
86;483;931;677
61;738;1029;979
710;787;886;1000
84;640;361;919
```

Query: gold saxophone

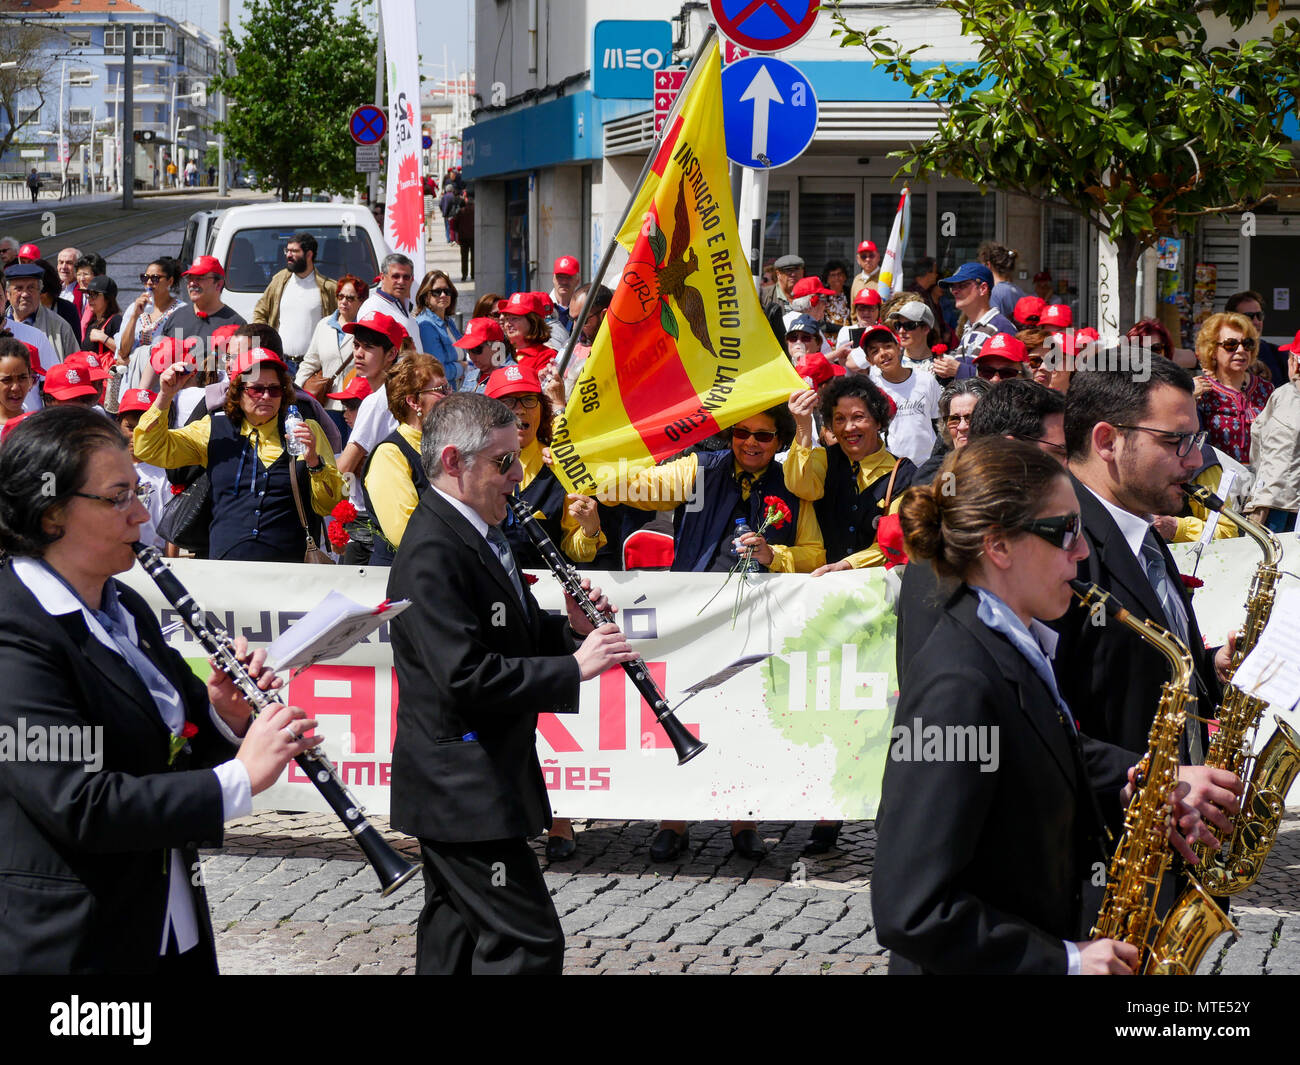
1069;581;1234;974
1172;485;1297;895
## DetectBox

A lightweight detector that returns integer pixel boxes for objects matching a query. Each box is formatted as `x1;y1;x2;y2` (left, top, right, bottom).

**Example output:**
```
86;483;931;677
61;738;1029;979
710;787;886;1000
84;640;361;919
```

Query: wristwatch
305;458;325;473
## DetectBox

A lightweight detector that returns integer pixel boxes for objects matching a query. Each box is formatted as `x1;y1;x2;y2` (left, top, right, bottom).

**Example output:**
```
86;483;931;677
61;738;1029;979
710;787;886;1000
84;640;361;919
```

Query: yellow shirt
1173;463;1240;542
520;439;606;564
784;440;904;568
134;403;343;516
612;452;825;573
365;423;423;550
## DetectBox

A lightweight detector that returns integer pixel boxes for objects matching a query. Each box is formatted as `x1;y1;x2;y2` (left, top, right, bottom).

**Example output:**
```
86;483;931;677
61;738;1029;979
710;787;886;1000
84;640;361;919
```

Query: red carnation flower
331;500;358;524
876;512;909;570
327;521;351;550
523;572;539;586
762;495;793;530
931;344;949;356
170;484;185;495
181;721;199;739
1180;574;1204;590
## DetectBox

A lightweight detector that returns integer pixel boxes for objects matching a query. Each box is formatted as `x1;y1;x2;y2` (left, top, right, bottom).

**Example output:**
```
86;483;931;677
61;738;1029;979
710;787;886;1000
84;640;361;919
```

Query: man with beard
1050;360;1241;827
252;232;338;360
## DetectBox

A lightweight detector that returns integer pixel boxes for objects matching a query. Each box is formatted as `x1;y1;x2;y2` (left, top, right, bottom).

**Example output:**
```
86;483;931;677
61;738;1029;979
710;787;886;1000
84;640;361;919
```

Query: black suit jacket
873;585;1132;974
1050;474;1220;761
387;489;581;843
0;562;236;974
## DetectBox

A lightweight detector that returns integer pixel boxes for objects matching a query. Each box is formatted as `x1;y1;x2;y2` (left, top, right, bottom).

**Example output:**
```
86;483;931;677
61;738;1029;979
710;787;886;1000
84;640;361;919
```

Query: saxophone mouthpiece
1070;579;1131;624
1179;482;1225;512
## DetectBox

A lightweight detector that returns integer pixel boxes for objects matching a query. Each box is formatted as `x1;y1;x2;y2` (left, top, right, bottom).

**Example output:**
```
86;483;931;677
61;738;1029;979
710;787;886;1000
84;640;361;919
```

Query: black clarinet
503;497;707;765
132;543;420;896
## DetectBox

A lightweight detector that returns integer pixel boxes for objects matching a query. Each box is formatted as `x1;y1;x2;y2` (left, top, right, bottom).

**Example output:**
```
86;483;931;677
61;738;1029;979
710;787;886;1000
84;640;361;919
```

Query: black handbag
156;473;212;555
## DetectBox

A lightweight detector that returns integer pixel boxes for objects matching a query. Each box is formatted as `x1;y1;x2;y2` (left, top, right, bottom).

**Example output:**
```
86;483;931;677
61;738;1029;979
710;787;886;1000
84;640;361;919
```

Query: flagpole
555;22;719;379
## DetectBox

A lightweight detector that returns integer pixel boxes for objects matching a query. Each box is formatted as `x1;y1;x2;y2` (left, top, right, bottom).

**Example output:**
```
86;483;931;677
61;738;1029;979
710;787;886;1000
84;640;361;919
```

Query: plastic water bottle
732;519;758;571
284;404;308;458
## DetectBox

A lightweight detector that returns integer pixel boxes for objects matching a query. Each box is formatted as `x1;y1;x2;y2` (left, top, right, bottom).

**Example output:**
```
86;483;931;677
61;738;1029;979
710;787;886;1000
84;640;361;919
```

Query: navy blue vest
814;444;917;563
672;449;801;573
502;465;567;570
363;429;430;566
206;413;317;562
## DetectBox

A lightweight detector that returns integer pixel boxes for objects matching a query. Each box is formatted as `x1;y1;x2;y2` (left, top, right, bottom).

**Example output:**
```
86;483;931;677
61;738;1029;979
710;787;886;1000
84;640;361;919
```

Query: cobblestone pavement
204;811;1300;974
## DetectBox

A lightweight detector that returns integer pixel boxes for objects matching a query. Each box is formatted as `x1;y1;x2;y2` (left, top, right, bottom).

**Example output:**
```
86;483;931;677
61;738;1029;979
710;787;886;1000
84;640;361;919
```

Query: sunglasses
886;318;919;332
1020;511;1082;552
139;273;166;284
945;413;974;427
1112;423;1208;458
430;288;452;297
245;384;283;398
487;450;518;474
1242;311;1265;321
1216;337;1256;353
732;427;778;443
420;384;451;397
74;481;151;512
1026;356;1045;371
976;364;1023;381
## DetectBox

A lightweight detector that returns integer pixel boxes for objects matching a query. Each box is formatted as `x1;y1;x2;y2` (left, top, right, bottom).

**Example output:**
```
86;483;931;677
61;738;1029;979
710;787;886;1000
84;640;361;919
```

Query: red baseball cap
1076;326;1100;342
857;240;878;255
861;324;901;349
327;376;373;402
66;351;111;382
149;335;201;375
343;310;406;349
1278;329;1300;352
1013;296;1047;325
495;291;553;318
1;410;32;441
794;352;845;389
229;347;287;377
1040;303;1073;329
792;276;836;300
20;341;42;376
553;255;580;276
485;363;542;399
454;317;506;349
852;288;882;308
209;323;243;354
116;388;157;414
977;333;1029;362
1053;330;1095;360
183;255;225;278
17;243;39;262
44;363;99;400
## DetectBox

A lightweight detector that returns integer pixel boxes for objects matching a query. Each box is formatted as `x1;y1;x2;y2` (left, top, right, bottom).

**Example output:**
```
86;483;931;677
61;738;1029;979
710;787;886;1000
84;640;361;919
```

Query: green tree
0;20;63;170
211;0;376;201
830;0;1300;330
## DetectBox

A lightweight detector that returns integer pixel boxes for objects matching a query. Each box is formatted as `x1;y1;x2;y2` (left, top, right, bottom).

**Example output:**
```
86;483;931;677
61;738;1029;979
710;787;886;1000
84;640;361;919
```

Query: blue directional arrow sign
720;56;818;169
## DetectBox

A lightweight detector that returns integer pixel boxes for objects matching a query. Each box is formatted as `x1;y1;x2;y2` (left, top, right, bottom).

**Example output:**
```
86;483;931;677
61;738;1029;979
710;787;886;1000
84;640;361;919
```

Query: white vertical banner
380;0;424;258
876;186;911;301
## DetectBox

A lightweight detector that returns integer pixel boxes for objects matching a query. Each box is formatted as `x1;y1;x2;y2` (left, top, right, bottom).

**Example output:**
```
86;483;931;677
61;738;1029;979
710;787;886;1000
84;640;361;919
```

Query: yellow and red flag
548;40;803;497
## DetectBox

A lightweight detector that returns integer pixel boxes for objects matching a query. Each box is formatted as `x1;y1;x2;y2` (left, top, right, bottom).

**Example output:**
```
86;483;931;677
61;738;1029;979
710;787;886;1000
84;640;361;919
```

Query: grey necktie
1140;531;1203;762
485;524;526;607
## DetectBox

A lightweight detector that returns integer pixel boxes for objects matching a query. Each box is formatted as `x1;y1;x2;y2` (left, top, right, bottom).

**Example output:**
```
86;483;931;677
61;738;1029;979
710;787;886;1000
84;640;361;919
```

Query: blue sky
151;0;474;89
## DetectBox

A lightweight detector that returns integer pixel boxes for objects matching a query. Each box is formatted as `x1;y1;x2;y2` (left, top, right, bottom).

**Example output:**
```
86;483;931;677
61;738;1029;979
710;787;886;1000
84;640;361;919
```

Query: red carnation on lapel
1180;574;1203;591
523;572;539;586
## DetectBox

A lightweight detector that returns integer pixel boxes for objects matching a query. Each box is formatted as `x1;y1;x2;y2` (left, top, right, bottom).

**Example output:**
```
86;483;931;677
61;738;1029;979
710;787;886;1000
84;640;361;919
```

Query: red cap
17;243;39;262
553;255;580;276
1076;326;1100;342
861;324;900;349
977;333;1029;363
495;291;553;318
1040;303;1073;329
44;362;99;400
183;255;225;278
343;310;406;349
454;316;506;349
209;323;242;354
150;335;201;375
116;388;157;414
1053;330;1094;360
852;288;882;308
327;376;373;402
857;240;877;255
792;276;836;299
1033;270;1052;283
1279;329;1300;353
66;351;111;382
229;347;287;377
1;410;32;441
622;527;675;570
21;341;42;375
1013;296;1047;325
794;352;845;389
484;363;542;399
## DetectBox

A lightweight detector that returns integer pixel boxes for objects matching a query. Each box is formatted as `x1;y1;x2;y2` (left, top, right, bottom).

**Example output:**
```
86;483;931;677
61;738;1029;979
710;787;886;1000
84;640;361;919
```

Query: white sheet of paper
1274;288;1290;312
1231;587;1300;712
264;589;410;673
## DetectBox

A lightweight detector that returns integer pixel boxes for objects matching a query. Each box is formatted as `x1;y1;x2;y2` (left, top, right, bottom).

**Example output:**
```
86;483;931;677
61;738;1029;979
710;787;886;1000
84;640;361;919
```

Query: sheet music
1230;587;1300;713
264;590;410;673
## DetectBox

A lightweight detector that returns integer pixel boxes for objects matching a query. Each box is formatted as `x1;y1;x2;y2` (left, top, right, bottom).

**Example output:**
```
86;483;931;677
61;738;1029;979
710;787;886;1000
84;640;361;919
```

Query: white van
179;203;387;322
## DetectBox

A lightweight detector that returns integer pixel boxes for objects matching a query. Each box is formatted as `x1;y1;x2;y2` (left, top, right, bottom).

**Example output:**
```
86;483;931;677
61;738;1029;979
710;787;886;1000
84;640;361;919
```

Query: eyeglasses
1216;337;1256;353
1020;511;1082;552
139;273;166;284
74;482;150;512
420;384;451;397
502;393;539;409
887;318;919;332
1013;433;1067;455
337;292;361;302
945;413;974;427
487;450;518;475
976;363;1023;381
732;427;778;443
1026;356;1045;371
244;384;283;398
1112;423;1208;458
0;373;32;386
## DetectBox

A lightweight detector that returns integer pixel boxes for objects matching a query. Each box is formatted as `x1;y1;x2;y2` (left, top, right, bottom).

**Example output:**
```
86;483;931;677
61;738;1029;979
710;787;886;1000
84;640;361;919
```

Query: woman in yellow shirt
363;354;448;564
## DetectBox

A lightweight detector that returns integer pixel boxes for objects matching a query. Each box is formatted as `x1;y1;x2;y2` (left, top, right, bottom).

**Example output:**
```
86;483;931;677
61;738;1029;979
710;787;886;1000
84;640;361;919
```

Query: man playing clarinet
387;393;636;974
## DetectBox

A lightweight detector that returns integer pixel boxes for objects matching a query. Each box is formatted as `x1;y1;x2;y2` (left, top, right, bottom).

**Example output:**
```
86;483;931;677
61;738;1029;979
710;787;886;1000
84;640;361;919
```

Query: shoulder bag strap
286;456;316;547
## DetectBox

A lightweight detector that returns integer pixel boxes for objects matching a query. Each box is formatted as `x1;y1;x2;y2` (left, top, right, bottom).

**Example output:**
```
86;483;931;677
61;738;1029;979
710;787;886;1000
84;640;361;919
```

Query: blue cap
783;312;821;337
939;262;994;288
3;263;44;281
